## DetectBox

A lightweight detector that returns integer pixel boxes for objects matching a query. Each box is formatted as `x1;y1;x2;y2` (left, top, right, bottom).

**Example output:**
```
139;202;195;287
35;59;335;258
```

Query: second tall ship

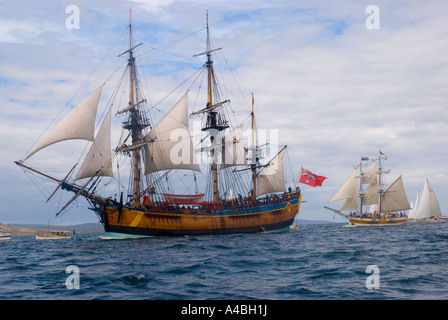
325;152;411;226
15;12;301;237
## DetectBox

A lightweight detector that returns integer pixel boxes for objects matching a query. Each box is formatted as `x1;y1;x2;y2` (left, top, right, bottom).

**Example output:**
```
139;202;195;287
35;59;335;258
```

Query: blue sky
1;0;448;225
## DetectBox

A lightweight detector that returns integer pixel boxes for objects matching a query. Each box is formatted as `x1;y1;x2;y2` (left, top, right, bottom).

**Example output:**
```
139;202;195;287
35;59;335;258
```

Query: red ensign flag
298;167;327;187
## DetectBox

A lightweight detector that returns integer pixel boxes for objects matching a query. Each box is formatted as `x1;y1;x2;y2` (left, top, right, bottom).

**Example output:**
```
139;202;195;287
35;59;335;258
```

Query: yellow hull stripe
129;212;144;227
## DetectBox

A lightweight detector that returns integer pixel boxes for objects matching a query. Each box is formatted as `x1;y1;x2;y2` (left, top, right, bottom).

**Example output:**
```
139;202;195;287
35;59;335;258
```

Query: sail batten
25;87;103;160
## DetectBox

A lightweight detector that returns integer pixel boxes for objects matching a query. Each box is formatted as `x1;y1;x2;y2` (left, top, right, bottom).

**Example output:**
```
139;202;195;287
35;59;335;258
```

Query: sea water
1;221;447;300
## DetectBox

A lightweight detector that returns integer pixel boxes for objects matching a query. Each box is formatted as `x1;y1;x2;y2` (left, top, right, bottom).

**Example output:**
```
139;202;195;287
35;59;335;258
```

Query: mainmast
193;11;229;203
129;10;141;205
372;151;389;213
206;11;213;112
357;163;365;213
206;12;219;204
130;11;140;206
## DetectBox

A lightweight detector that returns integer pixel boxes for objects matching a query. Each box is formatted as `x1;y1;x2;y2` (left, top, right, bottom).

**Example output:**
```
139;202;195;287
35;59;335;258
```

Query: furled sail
256;148;285;196
25;87;102;160
162;193;205;203
414;179;441;219
380;176;411;213
76;108;113;180
144;93;200;173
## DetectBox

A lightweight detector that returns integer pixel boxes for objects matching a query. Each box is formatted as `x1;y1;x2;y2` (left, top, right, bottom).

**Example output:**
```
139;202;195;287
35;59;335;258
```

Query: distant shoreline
1;219;337;237
0;224;48;237
0;222;104;237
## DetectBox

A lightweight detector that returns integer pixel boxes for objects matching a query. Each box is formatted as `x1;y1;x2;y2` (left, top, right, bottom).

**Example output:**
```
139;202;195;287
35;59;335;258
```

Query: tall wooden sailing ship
325;152;410;226
15;13;301;237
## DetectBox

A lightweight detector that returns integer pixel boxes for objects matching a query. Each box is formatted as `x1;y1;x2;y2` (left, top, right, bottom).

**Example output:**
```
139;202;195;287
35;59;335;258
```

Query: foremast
118;10;148;207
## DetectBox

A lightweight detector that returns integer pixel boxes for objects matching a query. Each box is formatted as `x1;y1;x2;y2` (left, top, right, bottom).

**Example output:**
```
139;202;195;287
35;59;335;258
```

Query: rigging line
139;46;202;66
21;25;129;161
134;47;154;108
21;168;66;217
285;147;295;186
75;89;122;170
141;26;206;57
149;64;204;112
219;50;250;111
72;112;105;173
191;67;207;115
173;170;190;192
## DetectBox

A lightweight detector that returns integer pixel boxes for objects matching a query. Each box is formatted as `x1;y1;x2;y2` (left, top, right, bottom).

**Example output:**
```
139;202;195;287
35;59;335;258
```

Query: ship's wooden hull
348;216;408;227
416;218;445;224
100;193;301;237
35;234;72;240
324;206;408;227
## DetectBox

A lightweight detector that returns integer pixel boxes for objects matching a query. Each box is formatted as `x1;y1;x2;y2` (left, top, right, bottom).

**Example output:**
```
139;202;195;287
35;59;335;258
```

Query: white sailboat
325;152;410;226
412;179;445;223
408;191;421;220
0;228;11;241
35;218;72;240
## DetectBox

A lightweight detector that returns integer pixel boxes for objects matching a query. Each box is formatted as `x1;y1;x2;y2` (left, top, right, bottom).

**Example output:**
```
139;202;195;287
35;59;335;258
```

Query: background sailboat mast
378;156;382;213
251;93;257;201
374;151;387;213
358;163;364;213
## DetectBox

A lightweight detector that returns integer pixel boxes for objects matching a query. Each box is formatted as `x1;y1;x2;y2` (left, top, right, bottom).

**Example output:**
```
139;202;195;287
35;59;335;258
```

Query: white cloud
0;20;45;43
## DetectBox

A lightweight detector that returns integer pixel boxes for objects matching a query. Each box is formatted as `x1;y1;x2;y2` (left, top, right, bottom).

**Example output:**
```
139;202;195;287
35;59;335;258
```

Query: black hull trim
103;218;295;237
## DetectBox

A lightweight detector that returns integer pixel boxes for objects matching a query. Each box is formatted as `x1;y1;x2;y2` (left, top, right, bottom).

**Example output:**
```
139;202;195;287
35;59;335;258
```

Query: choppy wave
1;221;448;299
